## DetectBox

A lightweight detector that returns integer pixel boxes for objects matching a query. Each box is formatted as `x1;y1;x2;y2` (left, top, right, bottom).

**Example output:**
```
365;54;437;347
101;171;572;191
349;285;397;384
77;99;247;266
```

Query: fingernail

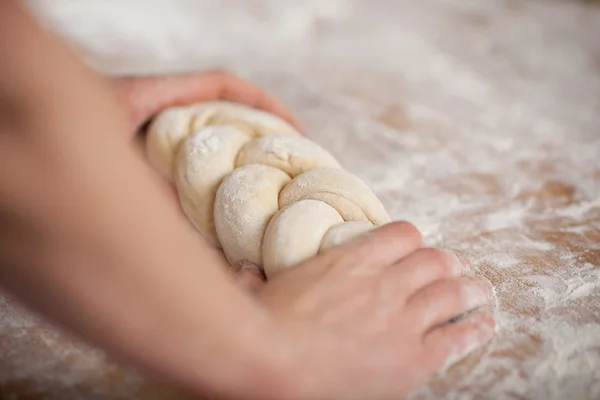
445;251;472;276
463;276;495;310
454;252;474;275
238;260;262;272
441;311;495;372
232;260;251;272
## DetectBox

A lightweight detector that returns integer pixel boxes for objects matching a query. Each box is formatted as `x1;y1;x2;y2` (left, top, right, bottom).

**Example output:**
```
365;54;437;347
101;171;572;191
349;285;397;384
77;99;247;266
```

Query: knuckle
417;247;452;274
448;280;468;304
391;220;423;245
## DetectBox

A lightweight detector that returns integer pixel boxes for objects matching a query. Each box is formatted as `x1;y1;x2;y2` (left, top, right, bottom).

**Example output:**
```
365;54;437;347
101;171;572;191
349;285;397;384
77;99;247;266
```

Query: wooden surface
2;0;600;398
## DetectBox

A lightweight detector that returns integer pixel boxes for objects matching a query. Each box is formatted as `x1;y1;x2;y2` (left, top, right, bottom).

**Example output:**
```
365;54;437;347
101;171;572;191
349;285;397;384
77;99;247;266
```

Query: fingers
206;70;304;132
406;276;494;332
423;310;495;372
114;77;166;135
116;70;304;134
328;221;424;269
389;248;473;300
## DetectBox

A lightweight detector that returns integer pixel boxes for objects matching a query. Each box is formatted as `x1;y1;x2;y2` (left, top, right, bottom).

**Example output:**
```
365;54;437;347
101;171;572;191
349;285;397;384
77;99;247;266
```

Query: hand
257;221;495;400
114;70;305;136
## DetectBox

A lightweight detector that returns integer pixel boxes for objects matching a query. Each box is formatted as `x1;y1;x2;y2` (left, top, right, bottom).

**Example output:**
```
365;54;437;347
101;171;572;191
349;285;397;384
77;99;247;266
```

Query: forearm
1;140;287;398
0;2;289;398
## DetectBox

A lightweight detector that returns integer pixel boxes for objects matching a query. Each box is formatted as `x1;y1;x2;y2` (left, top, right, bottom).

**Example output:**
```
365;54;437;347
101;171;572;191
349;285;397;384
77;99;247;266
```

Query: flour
259;134;303;161
187;128;224;157
2;0;600;399
556;197;600;220
482;206;528;232
184;128;227;175
526;262;600;308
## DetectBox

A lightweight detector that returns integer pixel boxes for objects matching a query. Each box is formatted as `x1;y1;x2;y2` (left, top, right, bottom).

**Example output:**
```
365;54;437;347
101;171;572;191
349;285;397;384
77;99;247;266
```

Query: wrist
179;301;299;400
234;323;298;400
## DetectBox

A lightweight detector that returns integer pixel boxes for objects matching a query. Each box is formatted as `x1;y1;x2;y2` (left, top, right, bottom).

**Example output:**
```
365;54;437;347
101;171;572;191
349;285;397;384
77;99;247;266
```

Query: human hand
256;221;495;400
114;70;305;137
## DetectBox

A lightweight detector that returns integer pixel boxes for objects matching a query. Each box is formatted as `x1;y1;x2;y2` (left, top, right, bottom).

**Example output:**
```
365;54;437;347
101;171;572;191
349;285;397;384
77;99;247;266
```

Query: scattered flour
187;129;224;157
526;263;600;308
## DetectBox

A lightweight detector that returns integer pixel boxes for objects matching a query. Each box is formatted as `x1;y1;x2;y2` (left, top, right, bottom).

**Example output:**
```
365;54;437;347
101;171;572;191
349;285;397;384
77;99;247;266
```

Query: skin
115;71;305;135
0;1;496;400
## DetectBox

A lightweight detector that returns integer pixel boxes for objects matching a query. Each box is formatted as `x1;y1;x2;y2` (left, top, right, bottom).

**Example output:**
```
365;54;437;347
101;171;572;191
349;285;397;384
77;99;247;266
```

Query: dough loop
146;101;390;278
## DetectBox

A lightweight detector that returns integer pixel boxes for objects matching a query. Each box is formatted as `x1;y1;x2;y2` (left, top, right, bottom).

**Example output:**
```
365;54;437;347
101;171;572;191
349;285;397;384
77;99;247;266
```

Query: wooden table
2;0;600;398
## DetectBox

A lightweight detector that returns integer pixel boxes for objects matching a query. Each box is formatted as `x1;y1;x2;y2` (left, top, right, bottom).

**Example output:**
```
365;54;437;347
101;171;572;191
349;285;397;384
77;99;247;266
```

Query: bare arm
0;2;288;398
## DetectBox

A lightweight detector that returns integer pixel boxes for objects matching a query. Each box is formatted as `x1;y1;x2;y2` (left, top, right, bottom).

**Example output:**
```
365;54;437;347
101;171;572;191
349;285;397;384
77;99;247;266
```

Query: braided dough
146;101;391;278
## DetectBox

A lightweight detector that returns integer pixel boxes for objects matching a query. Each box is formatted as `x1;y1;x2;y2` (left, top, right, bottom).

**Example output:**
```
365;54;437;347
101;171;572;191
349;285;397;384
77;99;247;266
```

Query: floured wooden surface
2;0;600;398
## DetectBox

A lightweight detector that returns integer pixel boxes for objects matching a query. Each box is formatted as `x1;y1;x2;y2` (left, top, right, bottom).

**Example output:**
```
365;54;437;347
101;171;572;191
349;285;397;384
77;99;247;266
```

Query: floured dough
146;101;391;278
146;100;299;181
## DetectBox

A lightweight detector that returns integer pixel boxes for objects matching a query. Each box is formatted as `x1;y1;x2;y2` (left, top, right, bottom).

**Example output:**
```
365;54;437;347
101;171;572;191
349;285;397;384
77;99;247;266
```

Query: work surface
2;0;600;398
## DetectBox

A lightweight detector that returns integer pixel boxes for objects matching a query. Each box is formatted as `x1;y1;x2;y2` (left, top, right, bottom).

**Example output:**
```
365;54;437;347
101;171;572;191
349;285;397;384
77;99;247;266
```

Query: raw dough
146;101;390;278
146;100;299;181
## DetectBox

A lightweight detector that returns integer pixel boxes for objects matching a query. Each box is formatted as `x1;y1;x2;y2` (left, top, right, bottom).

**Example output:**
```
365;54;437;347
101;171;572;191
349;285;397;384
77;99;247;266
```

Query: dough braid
146;101;391;278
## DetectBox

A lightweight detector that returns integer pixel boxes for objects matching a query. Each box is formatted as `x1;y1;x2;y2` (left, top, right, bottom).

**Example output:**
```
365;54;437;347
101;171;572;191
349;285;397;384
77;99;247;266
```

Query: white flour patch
526;263;600;308
482;206;528;232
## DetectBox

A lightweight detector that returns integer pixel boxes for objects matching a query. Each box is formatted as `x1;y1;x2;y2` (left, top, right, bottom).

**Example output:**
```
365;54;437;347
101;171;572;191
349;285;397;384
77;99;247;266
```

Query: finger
406;276;494;332
234;268;265;292
389;248;472;300
231;260;266;292
113;78;154;135
118;71;305;134
455;253;474;275
423;310;495;372
208;71;305;132
327;221;424;269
